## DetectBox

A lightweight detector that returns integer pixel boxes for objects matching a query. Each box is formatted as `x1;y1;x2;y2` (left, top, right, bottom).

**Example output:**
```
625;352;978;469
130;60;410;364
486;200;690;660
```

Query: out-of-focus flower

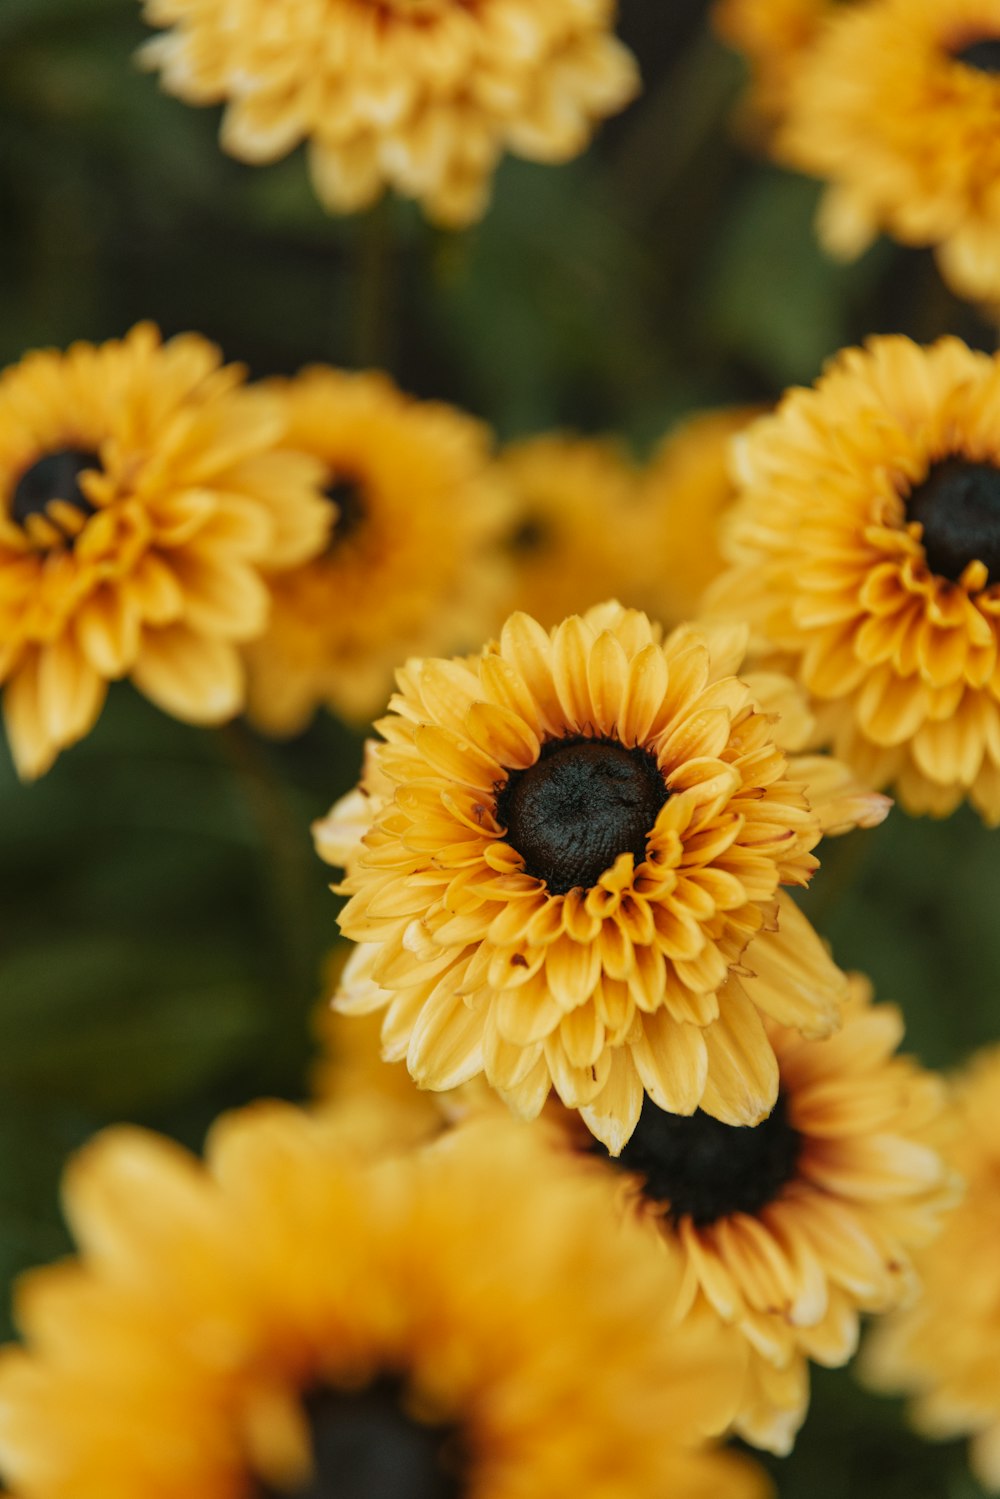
0;1106;769;1499
708;335;1000;822
244;367;510;733
712;0;834;135
139;0;641;227
497;433;641;630
316;600;889;1153
0;324;327;779
864;1044;1000;1492
632;407;762;628
780;0;1000;305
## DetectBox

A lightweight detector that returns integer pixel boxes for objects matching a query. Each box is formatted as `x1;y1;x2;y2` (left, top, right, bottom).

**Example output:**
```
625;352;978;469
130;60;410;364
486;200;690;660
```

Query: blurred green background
0;4;997;1496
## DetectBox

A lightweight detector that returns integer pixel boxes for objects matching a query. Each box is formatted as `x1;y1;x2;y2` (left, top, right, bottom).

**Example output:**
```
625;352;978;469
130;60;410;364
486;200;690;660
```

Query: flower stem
354;196;396;371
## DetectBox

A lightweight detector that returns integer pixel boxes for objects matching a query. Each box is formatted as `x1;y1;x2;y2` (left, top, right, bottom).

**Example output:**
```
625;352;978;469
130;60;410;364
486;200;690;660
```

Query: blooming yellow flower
712;0;834;135
578;974;953;1455
316;600;889;1153
244;367;511;733
311;947;444;1146
139;0;641;227
632;407;762;629
780;0;1000;304
0;324;328;780
0;1106;770;1499
708;335;1000;822
864;1044;1000;1491
497;432;641;630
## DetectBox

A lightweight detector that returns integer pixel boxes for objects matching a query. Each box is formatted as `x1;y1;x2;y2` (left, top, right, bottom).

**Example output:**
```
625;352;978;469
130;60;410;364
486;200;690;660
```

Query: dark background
0;4;995;1495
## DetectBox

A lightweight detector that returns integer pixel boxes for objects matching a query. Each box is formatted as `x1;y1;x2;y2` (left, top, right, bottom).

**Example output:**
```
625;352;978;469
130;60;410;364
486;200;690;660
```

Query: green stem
217;723;320;1044
353;197;396;370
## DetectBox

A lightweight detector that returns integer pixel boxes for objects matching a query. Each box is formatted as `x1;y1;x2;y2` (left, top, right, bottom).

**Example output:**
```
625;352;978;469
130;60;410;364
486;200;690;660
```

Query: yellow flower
243;367;511;733
0;324;328;780
576;974;953;1455
712;0;834;135
864;1045;1000;1492
497;433;641;631
139;0;641;228
708;335;1000;822
316;600;889;1153
779;0;1000;304
311;946;444;1147
632;407;762;629
0;1107;770;1499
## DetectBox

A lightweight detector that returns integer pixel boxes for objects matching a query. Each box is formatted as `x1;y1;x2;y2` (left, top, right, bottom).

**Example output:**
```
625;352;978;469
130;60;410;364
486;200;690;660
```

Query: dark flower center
257;1380;465;1499
508;514;552;555
906;457;1000;583
597;1093;802;1227
10;448;98;543
496;736;668;896
952;36;1000;73
326;476;366;545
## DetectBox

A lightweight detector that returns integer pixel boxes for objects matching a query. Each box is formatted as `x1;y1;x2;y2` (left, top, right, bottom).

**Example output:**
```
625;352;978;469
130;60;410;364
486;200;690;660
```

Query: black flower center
508;514;552;555
952;36;1000;73
496;736;668;896
326;475;366;545
906;457;1000;583
257;1380;466;1499
10;448;98;543
597;1093;802;1227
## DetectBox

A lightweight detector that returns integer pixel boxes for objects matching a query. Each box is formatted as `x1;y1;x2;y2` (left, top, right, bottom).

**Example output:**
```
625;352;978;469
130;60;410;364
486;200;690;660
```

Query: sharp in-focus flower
708;335;1000;823
712;0;835;136
0;1107;770;1499
244;367;511;733
139;0;641;228
497;432;641;630
575;974;954;1455
864;1044;1000;1492
779;0;1000;305
632;407;762;629
316;600;890;1152
0;324;328;779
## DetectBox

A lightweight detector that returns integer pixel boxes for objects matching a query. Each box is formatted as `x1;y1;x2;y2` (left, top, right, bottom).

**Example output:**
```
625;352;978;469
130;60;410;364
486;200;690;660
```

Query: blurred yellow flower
497;432;641;630
316;600;889;1153
140;0;641;227
582;974;953;1455
712;0;834;135
632;406;762;628
780;0;1000;304
709;335;1000;822
0;1106;769;1499
0;324;327;779
244;367;511;733
864;1044;1000;1492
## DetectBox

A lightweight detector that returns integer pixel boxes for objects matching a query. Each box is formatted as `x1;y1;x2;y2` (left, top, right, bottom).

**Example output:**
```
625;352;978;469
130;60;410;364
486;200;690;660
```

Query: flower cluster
7;7;1000;1499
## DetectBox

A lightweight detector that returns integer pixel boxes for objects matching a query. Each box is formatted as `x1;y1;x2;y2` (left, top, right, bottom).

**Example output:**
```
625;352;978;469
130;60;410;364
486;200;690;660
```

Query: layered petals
0;324;329;777
321;601;888;1149
0;1106;768;1499
244;367;511;732
140;0;640;227
864;1044;1000;1493
708;334;1000;823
